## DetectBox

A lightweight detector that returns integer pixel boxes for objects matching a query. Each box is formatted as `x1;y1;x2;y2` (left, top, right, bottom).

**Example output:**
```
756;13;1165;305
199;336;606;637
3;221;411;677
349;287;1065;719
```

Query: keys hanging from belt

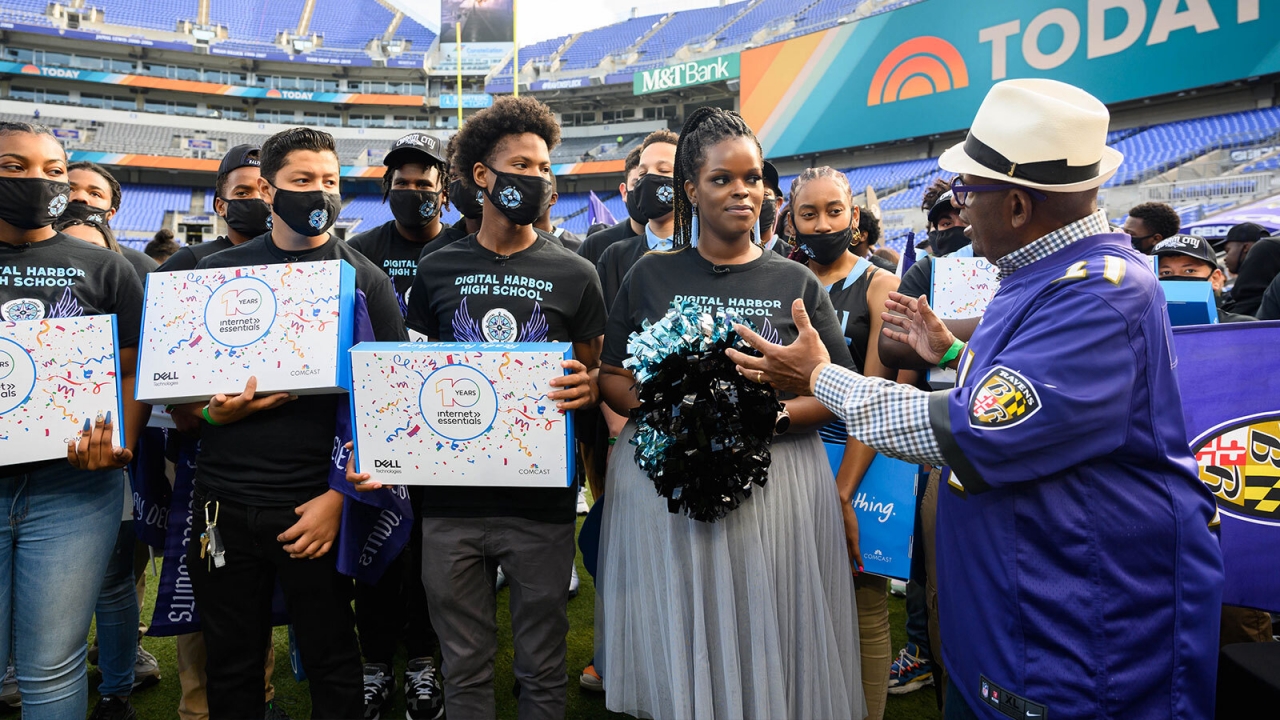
200;500;226;570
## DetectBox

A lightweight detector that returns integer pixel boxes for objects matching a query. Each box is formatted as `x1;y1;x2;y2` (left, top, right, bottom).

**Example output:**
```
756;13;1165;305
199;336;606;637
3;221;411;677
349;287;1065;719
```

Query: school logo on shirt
48;194;67;217
969;366;1040;429
481;308;518;342
498;186;523;209
450;297;549;343
309;209;329;229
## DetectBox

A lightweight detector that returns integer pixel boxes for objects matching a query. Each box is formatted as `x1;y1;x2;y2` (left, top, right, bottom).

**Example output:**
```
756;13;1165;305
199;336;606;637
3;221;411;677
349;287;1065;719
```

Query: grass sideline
9;515;940;720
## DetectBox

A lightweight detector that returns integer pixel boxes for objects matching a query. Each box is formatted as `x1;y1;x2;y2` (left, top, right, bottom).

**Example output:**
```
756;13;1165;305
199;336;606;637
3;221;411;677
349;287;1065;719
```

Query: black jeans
354;488;439;666
188;485;362;720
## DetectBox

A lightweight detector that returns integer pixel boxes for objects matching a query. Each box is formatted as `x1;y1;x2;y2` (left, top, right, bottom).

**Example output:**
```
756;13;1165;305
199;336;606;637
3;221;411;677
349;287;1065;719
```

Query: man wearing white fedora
729;78;1223;719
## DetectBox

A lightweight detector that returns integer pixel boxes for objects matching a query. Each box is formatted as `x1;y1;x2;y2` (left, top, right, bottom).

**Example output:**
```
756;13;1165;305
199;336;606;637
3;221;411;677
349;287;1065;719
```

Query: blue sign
439;93;494;109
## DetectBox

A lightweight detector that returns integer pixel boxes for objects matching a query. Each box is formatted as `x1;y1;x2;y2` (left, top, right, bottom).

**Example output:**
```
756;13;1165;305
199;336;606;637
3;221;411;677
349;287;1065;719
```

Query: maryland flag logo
1194;417;1280;521
969;367;1040;429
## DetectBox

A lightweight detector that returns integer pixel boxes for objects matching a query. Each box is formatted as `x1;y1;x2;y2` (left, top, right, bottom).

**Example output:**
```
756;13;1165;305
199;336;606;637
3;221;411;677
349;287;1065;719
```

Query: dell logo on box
153;371;179;381
375;459;402;469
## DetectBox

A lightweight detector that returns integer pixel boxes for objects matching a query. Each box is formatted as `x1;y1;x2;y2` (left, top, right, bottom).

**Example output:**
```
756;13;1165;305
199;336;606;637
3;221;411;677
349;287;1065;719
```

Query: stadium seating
1106;106;1280;186
557;14;664;70
309;0;391;49
340;195;395;228
488;35;571;80
0;8;55;27
394;17;436;49
210;0;305;43
92;0;198;32
633;3;747;62
1243;155;1280;174
113;184;194;232
551;135;643;163
716;0;810;47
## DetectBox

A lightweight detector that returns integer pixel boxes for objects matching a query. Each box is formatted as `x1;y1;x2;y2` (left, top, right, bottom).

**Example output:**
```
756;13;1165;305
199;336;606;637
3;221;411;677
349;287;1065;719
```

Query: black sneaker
404;657;444;720
89;695;137;720
264;700;292;720
362;663;393;720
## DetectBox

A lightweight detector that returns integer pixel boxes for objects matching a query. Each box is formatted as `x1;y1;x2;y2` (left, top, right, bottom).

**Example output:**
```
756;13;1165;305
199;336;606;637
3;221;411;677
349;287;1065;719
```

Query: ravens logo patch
969;367;1041;429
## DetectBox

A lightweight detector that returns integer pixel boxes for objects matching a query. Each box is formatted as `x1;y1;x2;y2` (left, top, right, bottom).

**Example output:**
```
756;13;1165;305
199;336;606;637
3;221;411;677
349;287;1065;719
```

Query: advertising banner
633;53;739;96
437;0;513;75
439;93;494;108
740;0;1279;157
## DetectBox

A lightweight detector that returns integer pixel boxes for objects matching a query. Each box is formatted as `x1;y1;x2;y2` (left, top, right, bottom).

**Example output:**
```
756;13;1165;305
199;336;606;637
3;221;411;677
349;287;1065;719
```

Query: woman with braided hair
595;107;864;719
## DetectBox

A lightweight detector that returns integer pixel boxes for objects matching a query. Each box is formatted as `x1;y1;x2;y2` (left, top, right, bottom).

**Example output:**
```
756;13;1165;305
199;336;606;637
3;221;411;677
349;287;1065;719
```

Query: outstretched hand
880;292;956;366
725;298;830;396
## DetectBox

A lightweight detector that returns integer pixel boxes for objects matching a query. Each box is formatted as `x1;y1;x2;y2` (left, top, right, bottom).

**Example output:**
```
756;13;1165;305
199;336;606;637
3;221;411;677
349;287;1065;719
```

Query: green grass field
11;514;941;720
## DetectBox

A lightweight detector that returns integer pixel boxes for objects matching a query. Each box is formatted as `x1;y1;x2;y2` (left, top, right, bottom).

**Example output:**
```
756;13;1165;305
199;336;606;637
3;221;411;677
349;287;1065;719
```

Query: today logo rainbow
867;36;969;106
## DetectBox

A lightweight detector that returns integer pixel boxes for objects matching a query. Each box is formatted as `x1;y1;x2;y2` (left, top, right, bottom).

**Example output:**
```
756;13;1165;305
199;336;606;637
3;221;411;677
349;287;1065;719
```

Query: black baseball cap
384;132;446;168
218;144;260;176
763;161;781;197
1223;222;1270;245
927;190;957;226
1152;234;1218;267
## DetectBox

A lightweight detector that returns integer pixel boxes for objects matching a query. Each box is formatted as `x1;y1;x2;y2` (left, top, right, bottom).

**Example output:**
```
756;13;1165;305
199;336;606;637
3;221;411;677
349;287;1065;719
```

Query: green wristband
938;338;965;370
202;405;224;427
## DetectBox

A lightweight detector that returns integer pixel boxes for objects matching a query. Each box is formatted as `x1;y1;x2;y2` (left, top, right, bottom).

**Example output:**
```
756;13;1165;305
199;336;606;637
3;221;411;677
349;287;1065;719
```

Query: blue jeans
0;462;122;720
95;520;139;697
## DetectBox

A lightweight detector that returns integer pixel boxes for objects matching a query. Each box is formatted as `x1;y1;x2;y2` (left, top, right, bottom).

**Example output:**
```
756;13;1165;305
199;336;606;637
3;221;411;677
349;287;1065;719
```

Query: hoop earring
691;204;699;248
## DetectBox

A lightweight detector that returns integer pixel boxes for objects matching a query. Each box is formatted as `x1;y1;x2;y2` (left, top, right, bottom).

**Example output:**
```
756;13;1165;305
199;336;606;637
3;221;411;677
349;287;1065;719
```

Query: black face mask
221;198;272;238
61;200;111;226
449;178;484;220
481;165;551;227
270;188;341;237
0;177;70;230
759;197;778;237
389;189;441;230
929;226;970;257
795;225;855;265
626;174;674;223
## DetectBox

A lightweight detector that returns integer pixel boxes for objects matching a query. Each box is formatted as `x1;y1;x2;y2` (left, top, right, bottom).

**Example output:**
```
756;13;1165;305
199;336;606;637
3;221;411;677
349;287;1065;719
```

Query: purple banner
329;291;415;585
130;427;171;550
587;190;616;227
1173;321;1280;612
207;45;293;63
148;441;201;637
1182;194;1280;240
0;21;192;52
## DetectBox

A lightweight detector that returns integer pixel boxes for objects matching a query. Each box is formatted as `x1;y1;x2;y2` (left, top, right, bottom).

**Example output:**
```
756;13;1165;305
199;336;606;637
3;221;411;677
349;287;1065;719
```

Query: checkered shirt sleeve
813;364;945;466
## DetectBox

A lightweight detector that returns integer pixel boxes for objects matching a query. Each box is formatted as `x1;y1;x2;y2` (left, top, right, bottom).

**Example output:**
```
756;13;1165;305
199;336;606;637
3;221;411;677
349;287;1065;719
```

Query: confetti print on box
138;261;347;401
933;257;1000;320
0;316;121;464
352;345;571;488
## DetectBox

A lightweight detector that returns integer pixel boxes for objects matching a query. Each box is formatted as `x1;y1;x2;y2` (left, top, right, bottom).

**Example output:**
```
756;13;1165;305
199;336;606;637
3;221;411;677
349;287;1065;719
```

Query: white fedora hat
939;78;1124;193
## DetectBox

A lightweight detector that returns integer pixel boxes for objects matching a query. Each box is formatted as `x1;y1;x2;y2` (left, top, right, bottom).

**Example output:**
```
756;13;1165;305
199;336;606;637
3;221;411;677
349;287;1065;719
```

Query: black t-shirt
192;233;407;505
406;229;607;523
1228;237;1280;316
867;253;897;273
347;220;444;310
578;220;638;266
1257;274;1280;321
159;236;235;273
553;227;583;253
121;246;158;282
897;254;932;304
419;218;472;259
596;234;652;309
602;247;855;372
0;233;144;475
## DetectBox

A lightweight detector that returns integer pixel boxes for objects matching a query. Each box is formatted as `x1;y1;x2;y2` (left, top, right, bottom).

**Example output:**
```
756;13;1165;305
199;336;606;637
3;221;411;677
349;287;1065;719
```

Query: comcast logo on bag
204;276;276;347
419;364;498;442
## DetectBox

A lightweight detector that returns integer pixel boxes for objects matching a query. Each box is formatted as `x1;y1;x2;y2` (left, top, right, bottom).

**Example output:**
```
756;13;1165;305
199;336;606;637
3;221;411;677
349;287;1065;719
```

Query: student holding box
181;127;406;720
0;122;146;720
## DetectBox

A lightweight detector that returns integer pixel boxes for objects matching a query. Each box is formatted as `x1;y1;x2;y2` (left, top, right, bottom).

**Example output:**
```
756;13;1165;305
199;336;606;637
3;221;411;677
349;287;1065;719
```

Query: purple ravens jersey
927;232;1223;719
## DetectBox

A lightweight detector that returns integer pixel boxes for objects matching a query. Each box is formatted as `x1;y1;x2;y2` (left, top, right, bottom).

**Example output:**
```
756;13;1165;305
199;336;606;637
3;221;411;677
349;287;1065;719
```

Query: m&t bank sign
634;54;740;95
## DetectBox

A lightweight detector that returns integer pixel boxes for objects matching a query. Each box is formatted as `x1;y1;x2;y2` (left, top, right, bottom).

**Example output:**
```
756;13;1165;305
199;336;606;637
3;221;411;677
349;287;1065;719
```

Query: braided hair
672;107;763;248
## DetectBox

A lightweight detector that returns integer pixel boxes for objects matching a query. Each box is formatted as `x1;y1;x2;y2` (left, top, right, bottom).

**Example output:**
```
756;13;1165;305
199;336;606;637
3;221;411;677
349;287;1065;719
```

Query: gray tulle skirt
595;424;864;720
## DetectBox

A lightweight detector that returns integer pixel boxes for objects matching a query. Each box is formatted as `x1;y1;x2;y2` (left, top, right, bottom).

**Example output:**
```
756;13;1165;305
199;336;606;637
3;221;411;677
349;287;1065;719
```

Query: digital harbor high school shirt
193;233;407;505
405;229;607;523
813;212;1223;719
347;219;446;315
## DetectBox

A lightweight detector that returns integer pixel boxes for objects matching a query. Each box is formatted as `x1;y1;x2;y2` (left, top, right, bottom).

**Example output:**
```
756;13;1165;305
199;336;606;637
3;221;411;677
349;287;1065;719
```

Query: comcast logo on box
419;364;498;442
867;36;969;106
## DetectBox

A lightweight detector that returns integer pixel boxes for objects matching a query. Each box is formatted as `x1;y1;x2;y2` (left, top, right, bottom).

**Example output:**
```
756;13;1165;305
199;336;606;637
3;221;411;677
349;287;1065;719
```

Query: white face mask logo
498;186;523;209
47;194;67;217
309;209;329;229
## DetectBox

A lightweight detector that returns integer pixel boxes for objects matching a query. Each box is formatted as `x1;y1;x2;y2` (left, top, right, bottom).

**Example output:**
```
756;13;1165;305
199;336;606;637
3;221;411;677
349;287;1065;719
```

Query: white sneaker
569;564;580;599
890;579;907;597
1;663;19;708
495;565;507;592
132;644;161;690
576;487;590;515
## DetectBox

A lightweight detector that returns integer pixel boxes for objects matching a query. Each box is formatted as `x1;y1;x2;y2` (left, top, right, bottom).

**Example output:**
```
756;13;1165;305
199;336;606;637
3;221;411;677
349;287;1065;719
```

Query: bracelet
201;405;224;426
938;338;965;370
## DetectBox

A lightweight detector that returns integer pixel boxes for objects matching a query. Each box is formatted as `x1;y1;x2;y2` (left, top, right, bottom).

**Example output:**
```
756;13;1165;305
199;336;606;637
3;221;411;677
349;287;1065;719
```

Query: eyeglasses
949;180;1048;208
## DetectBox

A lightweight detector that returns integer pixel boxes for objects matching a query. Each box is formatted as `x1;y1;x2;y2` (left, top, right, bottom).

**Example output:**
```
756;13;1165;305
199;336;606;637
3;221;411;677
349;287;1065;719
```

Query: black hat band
964;134;1102;186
